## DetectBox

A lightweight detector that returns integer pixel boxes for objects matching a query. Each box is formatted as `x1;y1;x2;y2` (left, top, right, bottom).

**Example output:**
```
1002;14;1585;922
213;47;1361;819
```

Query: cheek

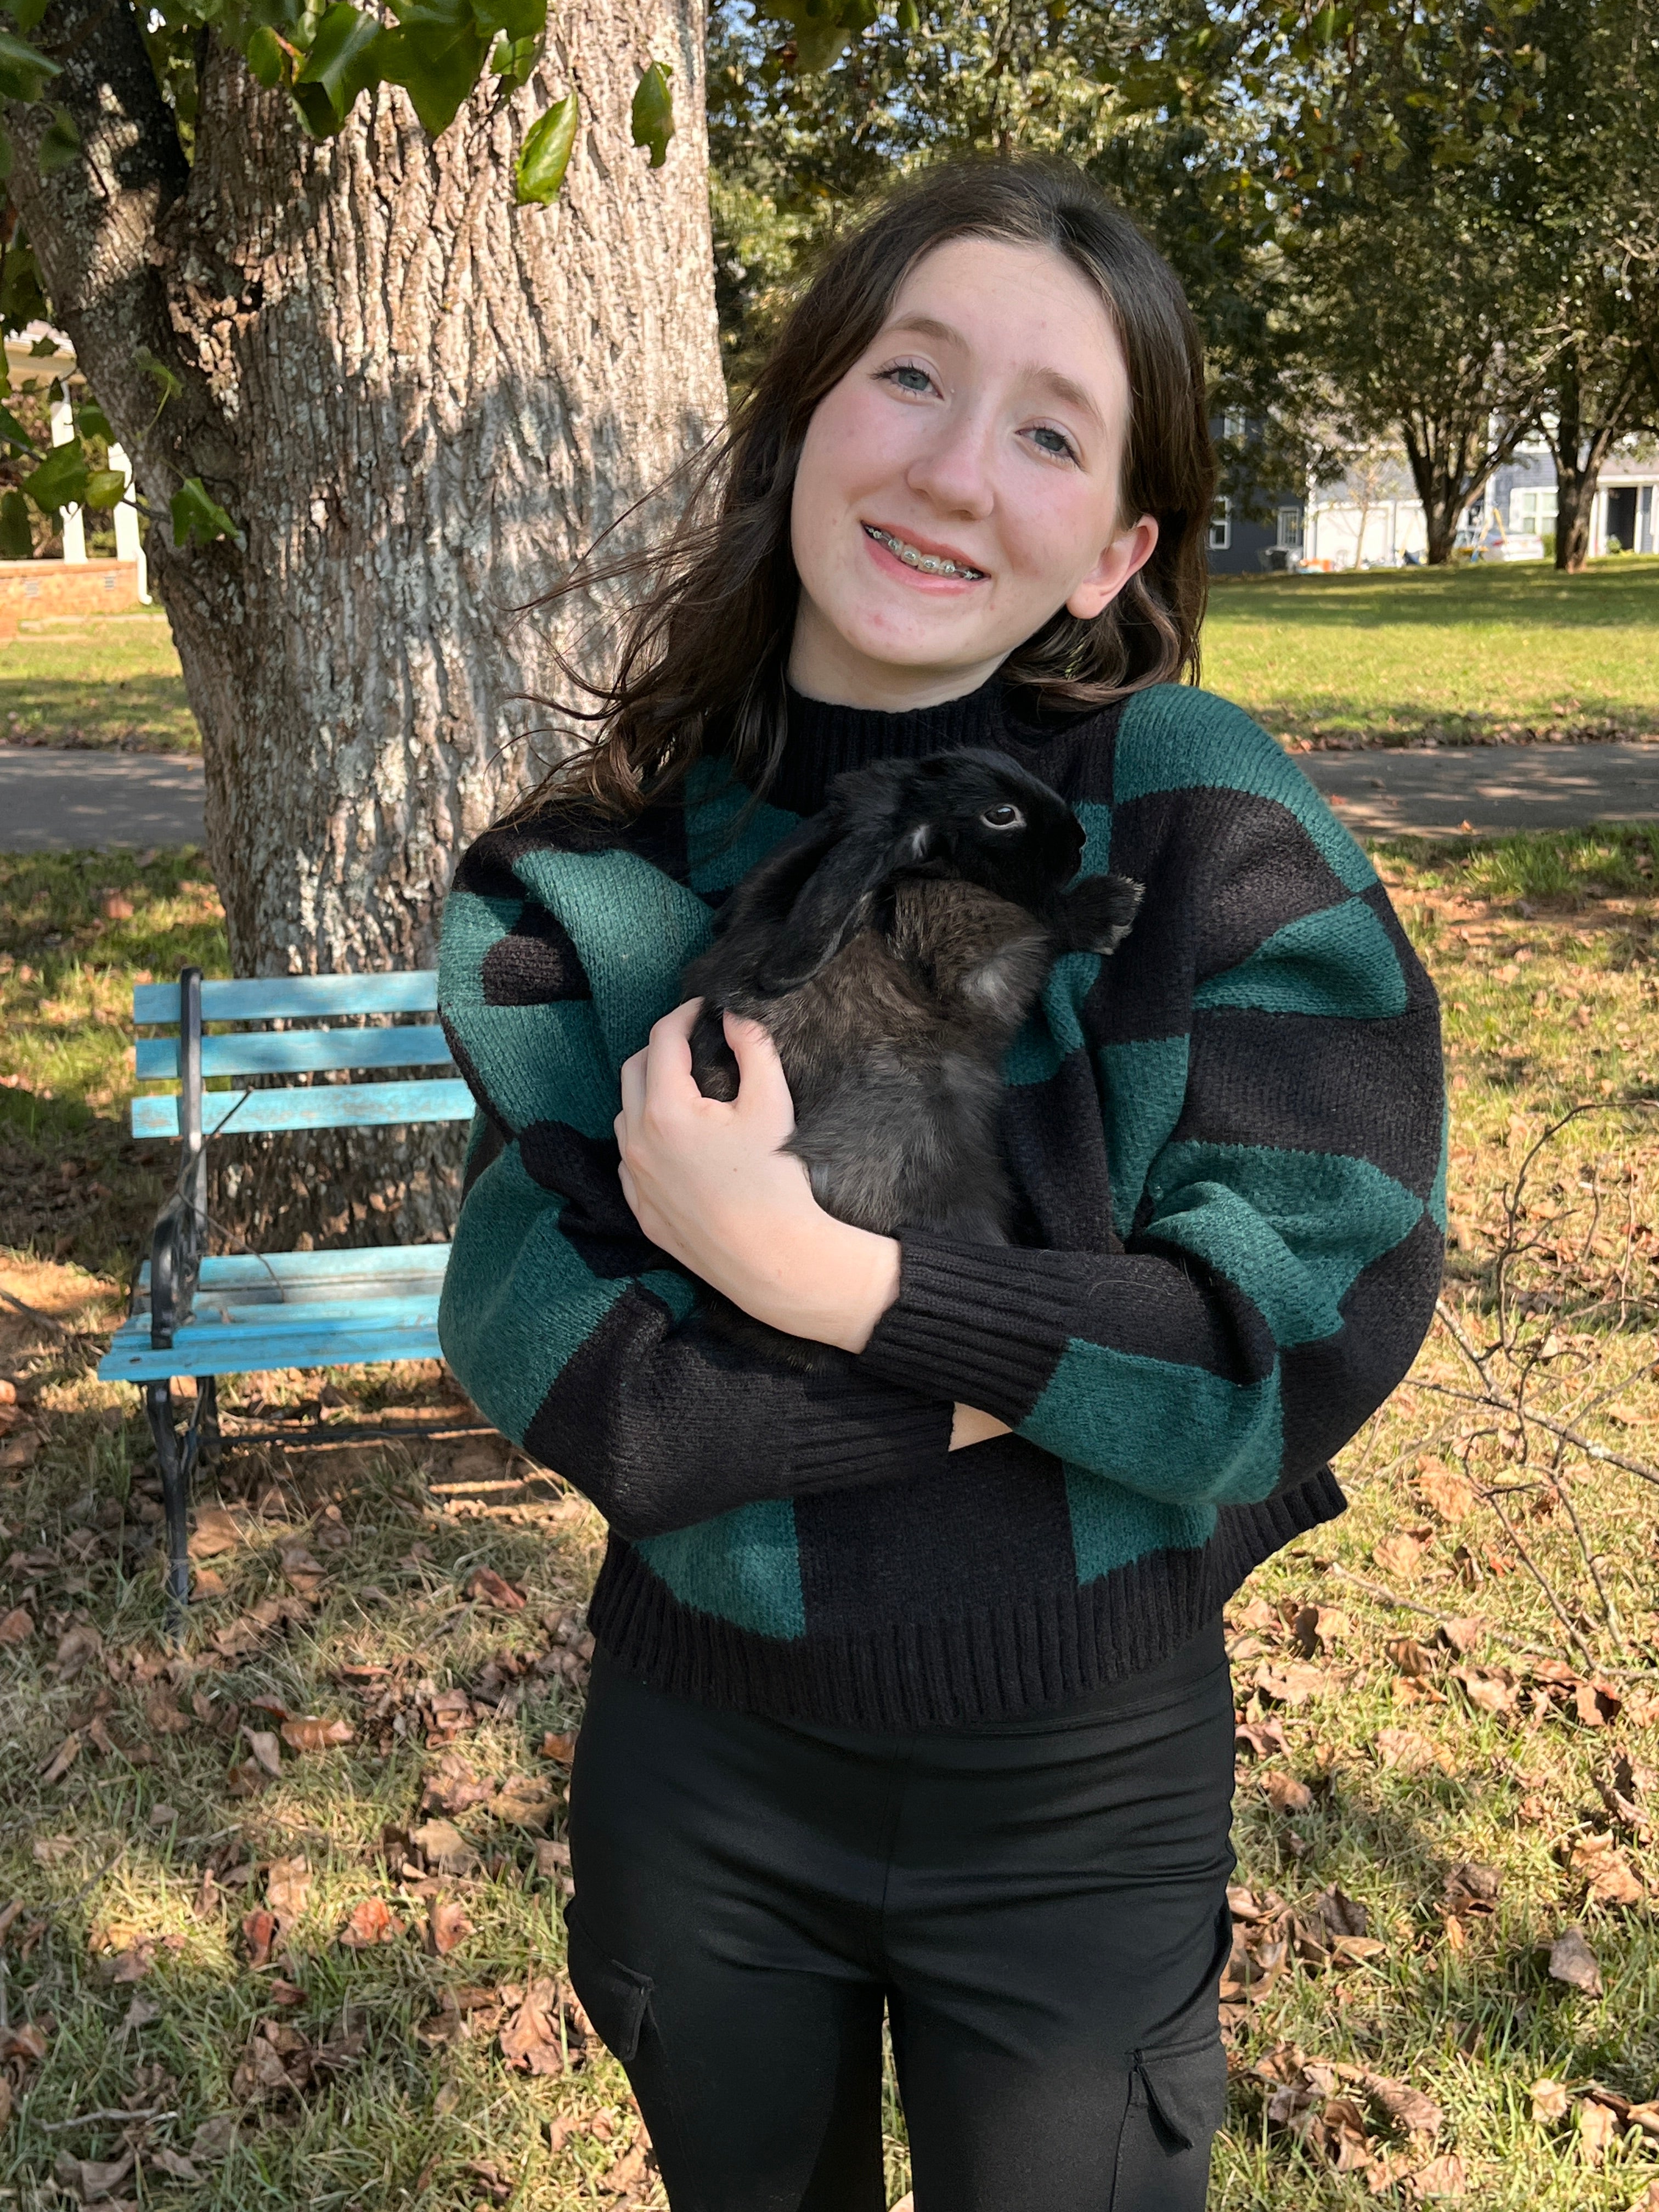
996;473;1116;594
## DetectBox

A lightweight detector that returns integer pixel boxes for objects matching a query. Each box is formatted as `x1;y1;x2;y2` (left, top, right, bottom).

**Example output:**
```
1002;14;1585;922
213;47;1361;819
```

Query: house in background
1207;417;1659;571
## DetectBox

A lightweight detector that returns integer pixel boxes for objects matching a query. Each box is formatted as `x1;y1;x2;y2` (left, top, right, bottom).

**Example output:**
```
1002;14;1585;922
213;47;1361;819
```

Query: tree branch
4;0;221;490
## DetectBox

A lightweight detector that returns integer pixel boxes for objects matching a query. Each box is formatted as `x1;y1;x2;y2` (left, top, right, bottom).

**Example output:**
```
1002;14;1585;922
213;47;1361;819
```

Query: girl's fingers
722;1012;793;1122
618;1048;647;1130
642;999;702;1113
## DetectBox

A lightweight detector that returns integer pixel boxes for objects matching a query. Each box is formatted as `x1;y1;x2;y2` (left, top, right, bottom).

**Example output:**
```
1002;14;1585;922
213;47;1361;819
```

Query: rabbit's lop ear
757;826;912;992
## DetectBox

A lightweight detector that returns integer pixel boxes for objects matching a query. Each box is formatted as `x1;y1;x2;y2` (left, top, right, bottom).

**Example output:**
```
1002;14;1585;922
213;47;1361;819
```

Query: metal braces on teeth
864;526;983;579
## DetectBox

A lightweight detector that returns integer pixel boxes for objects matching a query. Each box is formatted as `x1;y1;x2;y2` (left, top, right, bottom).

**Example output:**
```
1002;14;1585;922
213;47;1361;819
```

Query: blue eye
1030;426;1077;461
882;363;934;395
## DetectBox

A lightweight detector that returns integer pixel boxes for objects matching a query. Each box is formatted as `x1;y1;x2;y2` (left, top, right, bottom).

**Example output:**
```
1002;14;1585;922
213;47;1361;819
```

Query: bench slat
133;973;438;1024
98;1309;444;1383
144;1290;442;1330
133;1273;448;1317
137;1245;452;1291
136;1027;453;1081
131;1077;474;1140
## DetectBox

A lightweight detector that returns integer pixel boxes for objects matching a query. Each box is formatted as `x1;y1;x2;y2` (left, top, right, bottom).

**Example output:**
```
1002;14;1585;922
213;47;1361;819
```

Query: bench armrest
149;1186;206;1350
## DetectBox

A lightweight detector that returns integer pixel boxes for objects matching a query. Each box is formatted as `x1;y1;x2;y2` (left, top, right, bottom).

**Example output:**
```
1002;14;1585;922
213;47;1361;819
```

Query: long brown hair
525;158;1215;821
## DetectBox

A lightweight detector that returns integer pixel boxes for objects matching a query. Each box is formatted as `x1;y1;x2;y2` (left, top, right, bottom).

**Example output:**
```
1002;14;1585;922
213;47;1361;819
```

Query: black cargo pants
566;1618;1237;2211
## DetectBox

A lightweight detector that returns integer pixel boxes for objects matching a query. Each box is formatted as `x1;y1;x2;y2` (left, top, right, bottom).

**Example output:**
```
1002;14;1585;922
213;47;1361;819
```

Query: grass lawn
1204;557;1659;751
0;611;200;754
1;832;1658;2208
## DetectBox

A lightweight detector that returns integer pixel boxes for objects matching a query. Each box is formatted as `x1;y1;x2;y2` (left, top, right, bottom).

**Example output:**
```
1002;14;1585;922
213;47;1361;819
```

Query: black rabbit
679;747;1141;1367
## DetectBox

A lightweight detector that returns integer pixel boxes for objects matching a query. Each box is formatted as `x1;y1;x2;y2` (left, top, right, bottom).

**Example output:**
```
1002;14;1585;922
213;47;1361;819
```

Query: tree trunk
11;2;725;1245
1554;469;1594;573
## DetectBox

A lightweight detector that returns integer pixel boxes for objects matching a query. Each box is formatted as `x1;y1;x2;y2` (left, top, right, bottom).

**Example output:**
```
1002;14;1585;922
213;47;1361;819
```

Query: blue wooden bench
98;966;472;1616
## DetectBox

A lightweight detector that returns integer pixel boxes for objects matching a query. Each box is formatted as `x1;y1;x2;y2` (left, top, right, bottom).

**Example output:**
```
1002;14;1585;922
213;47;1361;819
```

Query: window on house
1276;506;1304;551
1510;488;1558;534
1222;411;1246;442
1209;496;1232;551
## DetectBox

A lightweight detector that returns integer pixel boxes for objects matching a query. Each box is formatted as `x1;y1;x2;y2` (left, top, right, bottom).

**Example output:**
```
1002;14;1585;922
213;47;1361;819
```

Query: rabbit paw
1057;873;1142;956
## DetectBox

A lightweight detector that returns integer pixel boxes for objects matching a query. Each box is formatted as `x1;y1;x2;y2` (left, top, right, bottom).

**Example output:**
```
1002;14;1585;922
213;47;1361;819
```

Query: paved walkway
1;740;1657;854
1299;740;1659;839
0;748;205;851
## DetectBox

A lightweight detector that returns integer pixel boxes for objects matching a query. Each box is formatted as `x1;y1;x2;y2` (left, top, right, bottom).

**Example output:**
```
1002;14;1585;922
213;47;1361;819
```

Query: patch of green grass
1;831;1657;2209
1204;558;1659;748
0;609;199;752
0;847;227;1277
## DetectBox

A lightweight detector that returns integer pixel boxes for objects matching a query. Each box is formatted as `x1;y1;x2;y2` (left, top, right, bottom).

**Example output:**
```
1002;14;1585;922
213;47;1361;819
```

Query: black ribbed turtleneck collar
763;670;1009;816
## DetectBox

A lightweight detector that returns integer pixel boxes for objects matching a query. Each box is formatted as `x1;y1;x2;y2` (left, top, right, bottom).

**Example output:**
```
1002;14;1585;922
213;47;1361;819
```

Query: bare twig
40;2105;178;2131
1480;1486;1598;1666
1415;1378;1659;1488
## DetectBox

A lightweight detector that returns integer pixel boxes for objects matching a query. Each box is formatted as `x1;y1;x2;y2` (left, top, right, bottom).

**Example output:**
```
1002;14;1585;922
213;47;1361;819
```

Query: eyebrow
882;312;1109;435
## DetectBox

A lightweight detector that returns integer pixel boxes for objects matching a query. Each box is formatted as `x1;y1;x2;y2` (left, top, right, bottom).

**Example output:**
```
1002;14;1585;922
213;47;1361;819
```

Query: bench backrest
131;970;472;1141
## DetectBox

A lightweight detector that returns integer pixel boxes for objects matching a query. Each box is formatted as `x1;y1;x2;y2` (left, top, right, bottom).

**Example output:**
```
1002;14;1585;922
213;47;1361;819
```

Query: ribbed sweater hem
588;1466;1347;1730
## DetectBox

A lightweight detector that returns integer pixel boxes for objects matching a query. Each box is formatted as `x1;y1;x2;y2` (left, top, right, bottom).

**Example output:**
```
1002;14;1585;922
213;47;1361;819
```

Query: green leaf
378;0;490;136
8;0;53;31
0;403;36;456
24;437;88;515
135;347;183;411
515;88;576;204
0;490;30;558
470;0;540;44
291;2;387;133
83;465;126;507
36;103;79;176
490;29;539;87
630;58;673;166
895;0;918;27
245;22;286;84
171;476;240;549
0;24;54;100
73;398;111;443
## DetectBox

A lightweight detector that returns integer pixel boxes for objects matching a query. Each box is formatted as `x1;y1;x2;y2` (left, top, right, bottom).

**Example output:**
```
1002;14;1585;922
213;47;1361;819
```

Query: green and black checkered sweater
437;675;1446;1730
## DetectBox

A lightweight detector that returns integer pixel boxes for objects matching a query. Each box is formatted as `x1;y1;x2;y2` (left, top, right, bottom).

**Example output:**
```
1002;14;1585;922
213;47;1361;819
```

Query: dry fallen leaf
242;1728;283;1778
492;1775;558;1830
1570;1835;1645;1907
148;2147;202;2184
280;1544;327;1594
422;1751;494;1815
1365;2073;1444;2138
1415;1467;1476;1521
411;1819;480;1875
40;1732;81;1785
1579;2097;1621;2167
266;1855;311;1929
338;1897;399;1949
0;1605;33;1645
1260;1770;1314;1815
1546;1925;1604;1996
1403;2151;1468;2199
242;1909;278;1968
1375;1727;1448;1775
540;1731;578;1764
188;2117;238;2162
1437;1617;1486;1656
1530;2076;1572;2124
465;1566;526;1612
54;2147;135;2202
187;1506;247;1560
1373;1533;1427;1582
280;1715;354;1753
429;1897;473;1956
143;1685;193;1736
500;1977;566;2075
1254;1661;1329;1707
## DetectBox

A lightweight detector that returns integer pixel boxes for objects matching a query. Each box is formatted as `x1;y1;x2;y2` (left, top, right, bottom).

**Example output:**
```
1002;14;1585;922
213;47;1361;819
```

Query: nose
904;405;995;521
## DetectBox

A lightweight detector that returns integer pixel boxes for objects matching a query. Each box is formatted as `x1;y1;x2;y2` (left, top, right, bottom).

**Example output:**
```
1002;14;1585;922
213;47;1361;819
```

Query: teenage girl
438;158;1444;2211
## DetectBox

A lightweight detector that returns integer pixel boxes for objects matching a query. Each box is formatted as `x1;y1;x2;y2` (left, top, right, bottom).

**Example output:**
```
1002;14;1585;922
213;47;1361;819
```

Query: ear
1066;513;1160;622
757;823;915;992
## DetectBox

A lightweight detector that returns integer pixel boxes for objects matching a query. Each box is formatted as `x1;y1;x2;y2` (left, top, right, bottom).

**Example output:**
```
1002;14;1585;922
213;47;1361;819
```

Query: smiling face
786;235;1160;711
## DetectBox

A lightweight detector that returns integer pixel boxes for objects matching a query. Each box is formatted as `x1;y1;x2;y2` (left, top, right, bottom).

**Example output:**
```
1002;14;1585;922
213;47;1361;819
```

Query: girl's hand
615;1001;901;1352
614;1000;1014;1452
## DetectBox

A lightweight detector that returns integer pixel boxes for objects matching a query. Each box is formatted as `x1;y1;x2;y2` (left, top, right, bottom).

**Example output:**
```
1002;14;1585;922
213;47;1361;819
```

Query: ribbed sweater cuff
857;1235;1077;1420
787;1364;953;1493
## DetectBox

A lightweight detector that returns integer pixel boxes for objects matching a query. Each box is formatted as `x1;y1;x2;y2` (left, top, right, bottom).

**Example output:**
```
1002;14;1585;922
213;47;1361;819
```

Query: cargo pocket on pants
563;1908;653;2063
1109;2032;1228;2212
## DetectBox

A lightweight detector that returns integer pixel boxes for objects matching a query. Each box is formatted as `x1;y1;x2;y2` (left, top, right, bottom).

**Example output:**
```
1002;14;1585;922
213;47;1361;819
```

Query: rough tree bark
8;0;725;1244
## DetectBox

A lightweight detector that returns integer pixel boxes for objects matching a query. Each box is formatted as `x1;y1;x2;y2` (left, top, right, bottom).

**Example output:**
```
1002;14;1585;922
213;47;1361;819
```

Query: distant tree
1500;0;1659;571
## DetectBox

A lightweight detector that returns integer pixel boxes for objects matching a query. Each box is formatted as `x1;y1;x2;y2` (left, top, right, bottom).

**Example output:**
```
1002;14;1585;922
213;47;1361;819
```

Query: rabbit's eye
981;803;1024;830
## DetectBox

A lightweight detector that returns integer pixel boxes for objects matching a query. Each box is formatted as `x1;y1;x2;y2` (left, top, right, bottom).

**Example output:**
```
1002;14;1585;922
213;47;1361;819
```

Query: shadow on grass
1211;558;1659;636
0;675;199;754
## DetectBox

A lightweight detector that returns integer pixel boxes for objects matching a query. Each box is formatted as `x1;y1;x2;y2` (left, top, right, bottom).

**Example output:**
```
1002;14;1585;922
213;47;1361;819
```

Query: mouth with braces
862;524;986;580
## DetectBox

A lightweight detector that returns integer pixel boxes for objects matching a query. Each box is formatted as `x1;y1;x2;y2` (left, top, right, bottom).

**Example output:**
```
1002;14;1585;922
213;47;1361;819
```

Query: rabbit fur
679;746;1142;1368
